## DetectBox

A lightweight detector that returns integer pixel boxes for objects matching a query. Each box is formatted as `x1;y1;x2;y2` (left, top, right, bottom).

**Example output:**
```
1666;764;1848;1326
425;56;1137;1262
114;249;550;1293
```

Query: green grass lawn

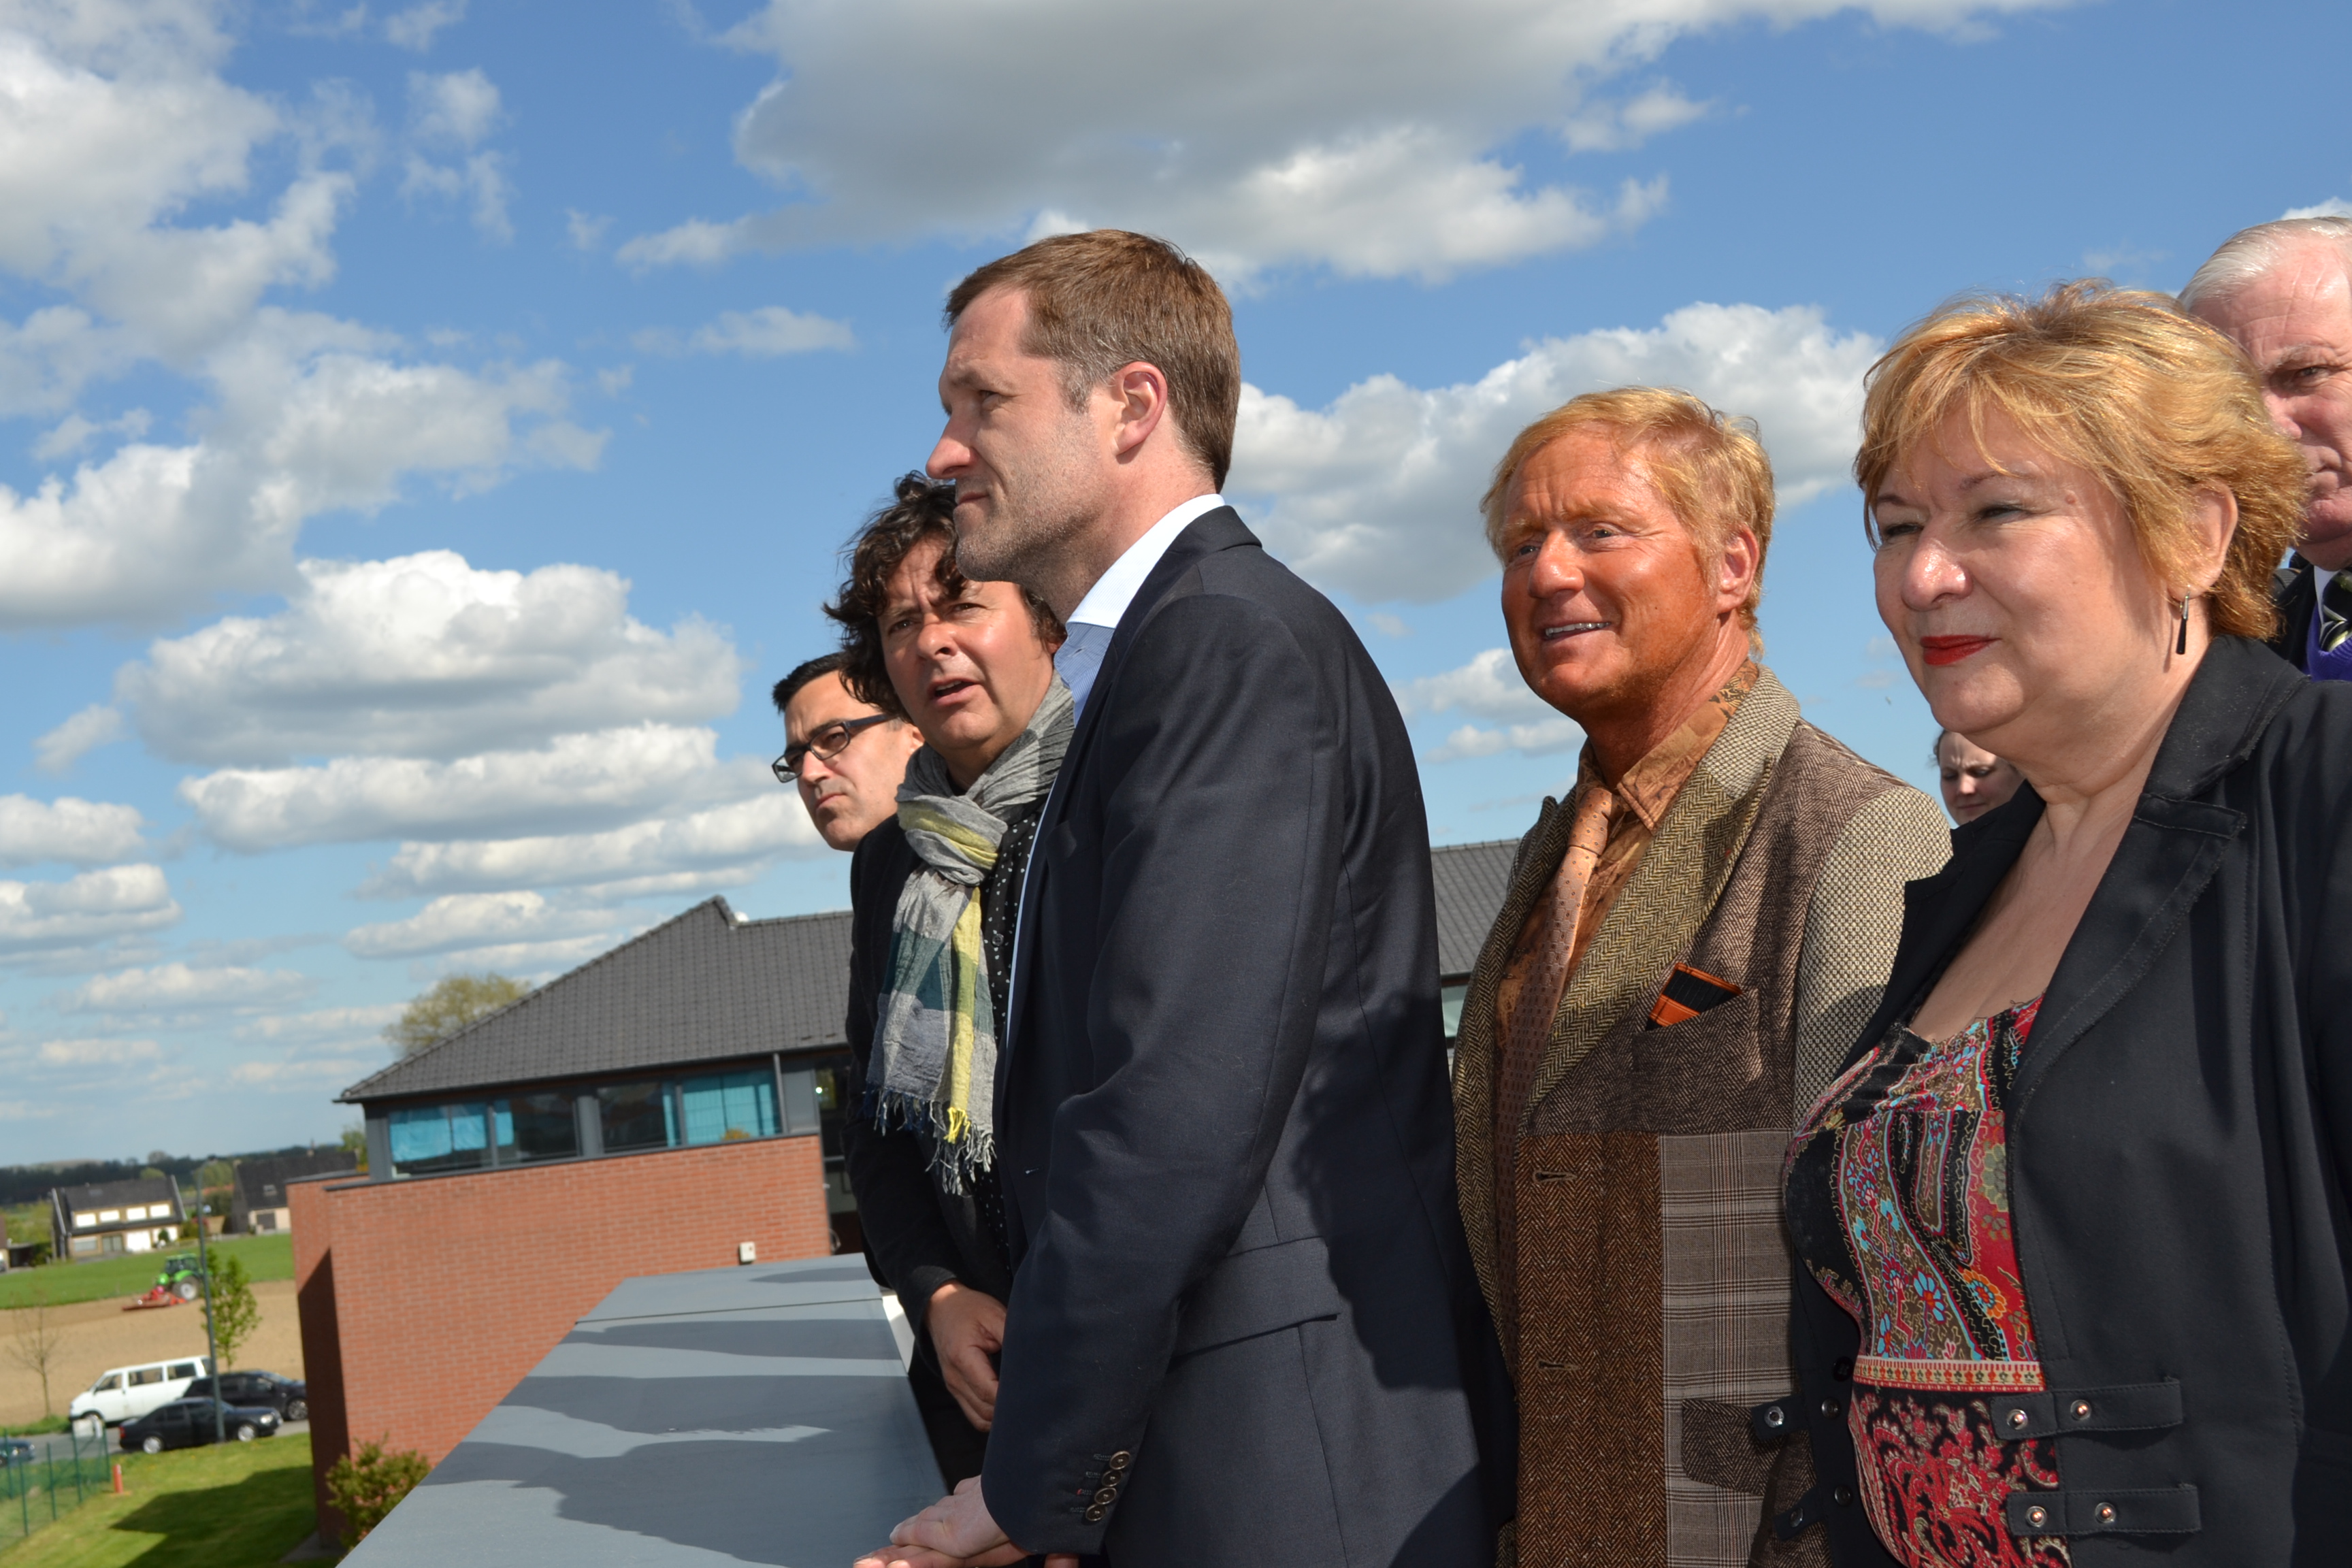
0;1434;320;1567
0;1239;293;1313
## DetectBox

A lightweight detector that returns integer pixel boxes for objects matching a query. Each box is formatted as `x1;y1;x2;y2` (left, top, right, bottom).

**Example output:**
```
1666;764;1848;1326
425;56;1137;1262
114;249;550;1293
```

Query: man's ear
1106;361;1171;459
1714;527;1761;608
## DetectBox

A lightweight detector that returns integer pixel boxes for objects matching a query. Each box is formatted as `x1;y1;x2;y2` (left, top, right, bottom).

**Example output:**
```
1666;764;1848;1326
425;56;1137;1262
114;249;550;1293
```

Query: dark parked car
0;1438;33;1467
182;1371;307;1422
117;1398;279;1454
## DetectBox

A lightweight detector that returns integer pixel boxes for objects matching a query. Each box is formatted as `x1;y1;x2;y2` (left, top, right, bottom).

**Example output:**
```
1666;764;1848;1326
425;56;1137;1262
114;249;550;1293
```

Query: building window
72;1211;95;1228
97;1209;121;1223
679;1071;777;1145
388;1102;492;1176
71;1236;97;1256
598;1081;673;1152
495;1091;580;1163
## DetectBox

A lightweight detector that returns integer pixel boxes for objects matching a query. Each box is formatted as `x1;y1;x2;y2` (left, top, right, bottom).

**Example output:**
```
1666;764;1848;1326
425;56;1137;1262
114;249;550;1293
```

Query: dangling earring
2175;591;2191;657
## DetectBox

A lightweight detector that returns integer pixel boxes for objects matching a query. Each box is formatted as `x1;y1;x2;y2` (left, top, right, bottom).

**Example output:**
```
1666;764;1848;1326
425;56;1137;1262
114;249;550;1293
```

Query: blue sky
1;0;2342;1162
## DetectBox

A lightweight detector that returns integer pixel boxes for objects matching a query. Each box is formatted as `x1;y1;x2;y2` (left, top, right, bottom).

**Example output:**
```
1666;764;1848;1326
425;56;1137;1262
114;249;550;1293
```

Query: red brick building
293;898;855;1537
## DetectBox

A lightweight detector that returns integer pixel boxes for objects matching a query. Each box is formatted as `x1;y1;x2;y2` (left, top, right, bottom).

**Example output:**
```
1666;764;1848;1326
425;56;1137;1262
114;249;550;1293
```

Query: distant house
231;1150;359;1235
50;1176;185;1263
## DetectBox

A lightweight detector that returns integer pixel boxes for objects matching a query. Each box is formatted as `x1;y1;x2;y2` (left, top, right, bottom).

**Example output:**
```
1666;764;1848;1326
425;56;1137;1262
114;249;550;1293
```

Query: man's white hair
2180;215;2352;312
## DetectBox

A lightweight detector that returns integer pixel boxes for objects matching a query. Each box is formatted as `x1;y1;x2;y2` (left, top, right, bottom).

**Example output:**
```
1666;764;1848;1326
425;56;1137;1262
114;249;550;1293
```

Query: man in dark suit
857;231;1508;1568
2183;216;2352;679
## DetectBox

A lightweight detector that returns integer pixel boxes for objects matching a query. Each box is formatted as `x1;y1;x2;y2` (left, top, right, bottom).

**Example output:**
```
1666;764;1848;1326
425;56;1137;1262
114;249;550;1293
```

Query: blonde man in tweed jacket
1456;389;1949;1567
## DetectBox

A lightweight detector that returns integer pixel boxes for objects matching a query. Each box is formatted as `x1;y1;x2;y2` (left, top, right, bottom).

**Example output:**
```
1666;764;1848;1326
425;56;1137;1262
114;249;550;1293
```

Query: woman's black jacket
842;817;1018;1356
1784;638;2352;1565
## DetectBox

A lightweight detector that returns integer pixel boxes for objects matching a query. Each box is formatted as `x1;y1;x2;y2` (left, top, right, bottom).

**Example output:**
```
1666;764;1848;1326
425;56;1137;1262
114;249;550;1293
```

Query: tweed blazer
1453;668;1949;1567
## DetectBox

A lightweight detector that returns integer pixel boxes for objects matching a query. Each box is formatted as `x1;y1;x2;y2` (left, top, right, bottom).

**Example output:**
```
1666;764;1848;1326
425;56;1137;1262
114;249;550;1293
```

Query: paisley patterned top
1784;998;2068;1568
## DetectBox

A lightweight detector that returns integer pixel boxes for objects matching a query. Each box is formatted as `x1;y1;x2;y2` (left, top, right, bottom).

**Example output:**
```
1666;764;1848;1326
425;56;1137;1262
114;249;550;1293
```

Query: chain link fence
1;1426;114;1544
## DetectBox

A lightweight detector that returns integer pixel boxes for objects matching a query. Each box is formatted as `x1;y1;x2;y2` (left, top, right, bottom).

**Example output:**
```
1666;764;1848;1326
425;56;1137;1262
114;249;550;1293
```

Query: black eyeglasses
774;713;894;781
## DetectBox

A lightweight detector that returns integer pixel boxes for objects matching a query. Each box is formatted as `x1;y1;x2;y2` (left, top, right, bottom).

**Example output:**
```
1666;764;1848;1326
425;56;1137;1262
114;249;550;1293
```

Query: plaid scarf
869;678;1073;1192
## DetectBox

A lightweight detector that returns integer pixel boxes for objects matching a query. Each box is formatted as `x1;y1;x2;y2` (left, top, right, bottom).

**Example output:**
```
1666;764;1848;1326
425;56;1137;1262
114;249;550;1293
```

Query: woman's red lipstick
1919;635;1994;667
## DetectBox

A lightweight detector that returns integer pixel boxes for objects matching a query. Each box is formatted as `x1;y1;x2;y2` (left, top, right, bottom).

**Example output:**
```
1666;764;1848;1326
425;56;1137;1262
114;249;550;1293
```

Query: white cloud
52;962;313;1013
34;704;127;772
1426;717;1586;764
0;794;144;866
33;406;149;461
615;0;2063;282
361;792;823;898
36;1036;163;1067
566;210;610;252
402;151;512;241
0;865;180;954
344;890;619;960
179;725;760;851
614;217;737;271
0;336;604;630
1392;647;1551;723
1229;301;1884;603
0;18;599;631
385;0;466;52
230;1054;380;1088
118;550;743;766
1562;84;1718;153
403;70;510;240
1396;647;1583;763
410;68;500;147
630;306;855;358
234;1002;406;1043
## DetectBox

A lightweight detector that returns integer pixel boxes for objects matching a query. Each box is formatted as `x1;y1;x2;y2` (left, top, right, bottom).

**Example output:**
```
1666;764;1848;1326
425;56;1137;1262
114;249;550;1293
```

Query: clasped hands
851;1284;1078;1568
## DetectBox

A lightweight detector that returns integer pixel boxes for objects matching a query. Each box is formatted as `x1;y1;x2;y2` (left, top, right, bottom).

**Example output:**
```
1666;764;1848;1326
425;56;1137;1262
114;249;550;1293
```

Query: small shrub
325;1438;431;1541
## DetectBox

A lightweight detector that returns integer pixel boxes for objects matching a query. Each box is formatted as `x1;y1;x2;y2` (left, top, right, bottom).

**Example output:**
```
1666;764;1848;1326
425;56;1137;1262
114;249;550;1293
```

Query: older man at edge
1454;389;1948;1566
2184;214;2352;679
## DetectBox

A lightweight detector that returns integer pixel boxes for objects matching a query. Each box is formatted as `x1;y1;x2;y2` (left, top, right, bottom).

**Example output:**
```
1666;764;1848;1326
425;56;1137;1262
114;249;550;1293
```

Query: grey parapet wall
347;1256;940;1567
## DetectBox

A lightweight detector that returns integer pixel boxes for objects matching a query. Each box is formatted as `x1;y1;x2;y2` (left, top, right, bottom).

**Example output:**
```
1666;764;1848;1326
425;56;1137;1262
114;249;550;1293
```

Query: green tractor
124;1254;206;1311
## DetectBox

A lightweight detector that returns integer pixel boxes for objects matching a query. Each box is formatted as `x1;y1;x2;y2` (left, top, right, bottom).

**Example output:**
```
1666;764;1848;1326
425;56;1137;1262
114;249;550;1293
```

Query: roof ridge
338;898;736;1102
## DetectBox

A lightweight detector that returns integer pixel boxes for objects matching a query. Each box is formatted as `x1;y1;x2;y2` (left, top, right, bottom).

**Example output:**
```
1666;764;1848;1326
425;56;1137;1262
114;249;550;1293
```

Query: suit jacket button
1107;1450;1132;1468
1085;1504;1109;1524
1094;1486;1118;1506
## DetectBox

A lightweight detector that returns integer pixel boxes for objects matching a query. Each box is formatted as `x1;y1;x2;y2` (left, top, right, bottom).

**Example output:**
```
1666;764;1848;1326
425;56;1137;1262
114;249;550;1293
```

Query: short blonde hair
1481;387;1776;632
1856;281;2304;640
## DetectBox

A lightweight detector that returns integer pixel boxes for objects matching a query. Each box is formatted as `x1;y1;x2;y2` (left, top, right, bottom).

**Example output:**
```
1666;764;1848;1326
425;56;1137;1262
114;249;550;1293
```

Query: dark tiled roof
1431;838;1520;980
342;899;852;1105
56;1177;180;1220
234;1151;359;1208
344;845;1516;1107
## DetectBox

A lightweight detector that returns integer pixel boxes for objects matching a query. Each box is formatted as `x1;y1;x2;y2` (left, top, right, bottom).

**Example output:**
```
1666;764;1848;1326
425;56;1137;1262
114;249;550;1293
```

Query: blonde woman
1778;284;2347;1567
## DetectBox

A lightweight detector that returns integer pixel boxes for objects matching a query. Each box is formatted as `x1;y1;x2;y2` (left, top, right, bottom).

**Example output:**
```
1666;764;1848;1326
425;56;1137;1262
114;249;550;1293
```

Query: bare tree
6;1281;65;1417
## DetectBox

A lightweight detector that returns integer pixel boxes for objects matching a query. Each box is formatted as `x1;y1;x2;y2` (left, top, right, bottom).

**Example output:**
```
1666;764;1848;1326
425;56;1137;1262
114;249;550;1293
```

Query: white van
67;1355;210;1431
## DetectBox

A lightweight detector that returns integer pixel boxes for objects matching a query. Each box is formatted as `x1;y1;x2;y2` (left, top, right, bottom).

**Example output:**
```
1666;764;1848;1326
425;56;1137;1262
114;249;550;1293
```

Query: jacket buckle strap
1989;1379;2184;1440
1750;1395;1796;1447
2004;1486;2201;1537
1771;1480;1861;1539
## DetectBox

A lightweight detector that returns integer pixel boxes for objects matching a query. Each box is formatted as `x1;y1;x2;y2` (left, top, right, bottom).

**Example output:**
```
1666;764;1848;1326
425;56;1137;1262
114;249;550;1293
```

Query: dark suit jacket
2270;557;2317;672
978;508;1512;1566
1783;638;2352;1565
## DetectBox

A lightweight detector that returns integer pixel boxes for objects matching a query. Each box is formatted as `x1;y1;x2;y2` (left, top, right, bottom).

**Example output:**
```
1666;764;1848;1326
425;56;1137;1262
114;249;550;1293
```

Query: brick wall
292;1135;832;1539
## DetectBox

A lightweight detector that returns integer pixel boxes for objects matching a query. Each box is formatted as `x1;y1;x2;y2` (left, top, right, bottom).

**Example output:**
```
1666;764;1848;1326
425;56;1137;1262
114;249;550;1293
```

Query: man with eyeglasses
772;653;924;851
